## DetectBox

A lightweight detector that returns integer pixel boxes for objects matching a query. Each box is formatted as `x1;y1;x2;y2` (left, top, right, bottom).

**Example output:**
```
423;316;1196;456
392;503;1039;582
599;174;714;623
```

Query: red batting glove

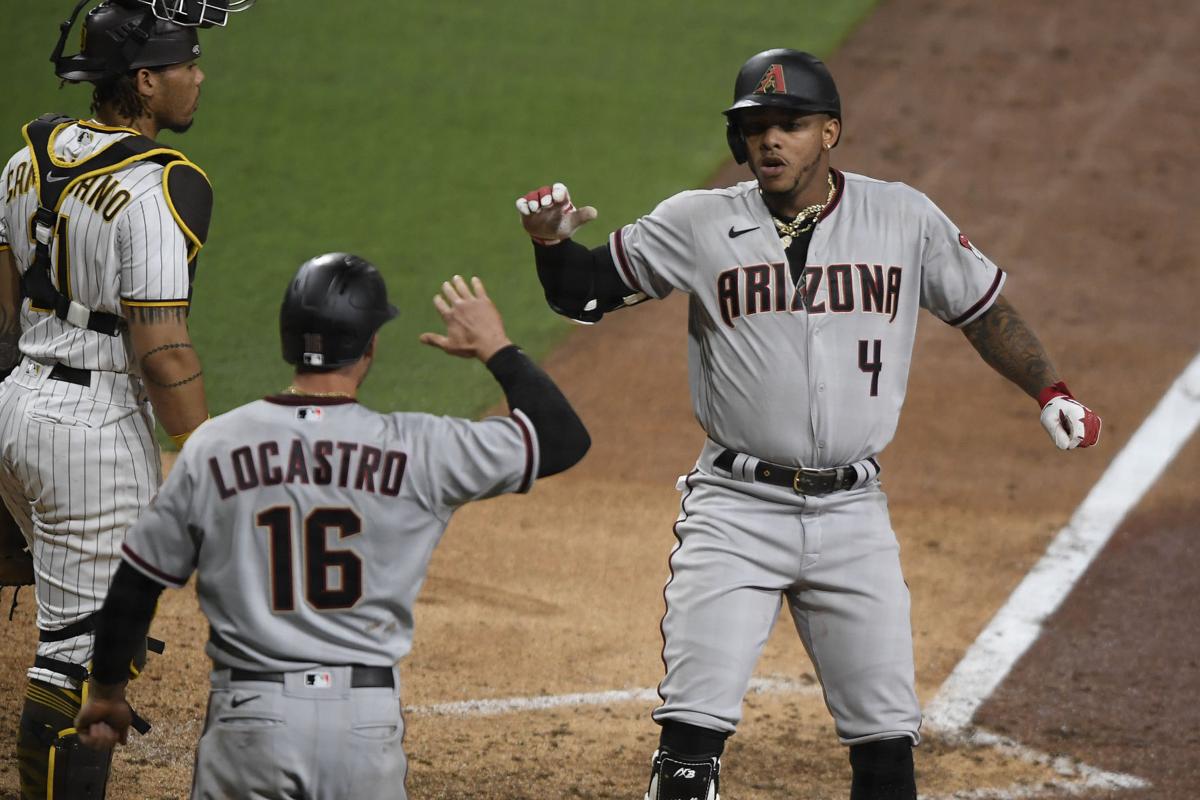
1038;381;1101;450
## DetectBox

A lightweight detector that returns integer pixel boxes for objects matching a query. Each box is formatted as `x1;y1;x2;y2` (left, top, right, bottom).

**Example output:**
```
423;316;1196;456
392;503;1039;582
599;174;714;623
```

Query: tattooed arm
124;303;209;442
0;248;20;374
960;294;1059;400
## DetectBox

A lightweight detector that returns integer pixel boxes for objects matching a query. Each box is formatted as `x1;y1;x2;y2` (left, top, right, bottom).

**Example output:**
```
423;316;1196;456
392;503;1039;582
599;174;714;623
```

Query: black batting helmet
51;0;253;82
280;253;399;371
722;49;841;164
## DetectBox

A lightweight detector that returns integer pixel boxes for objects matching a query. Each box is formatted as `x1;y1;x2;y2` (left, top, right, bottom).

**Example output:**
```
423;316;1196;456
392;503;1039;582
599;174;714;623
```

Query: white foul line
404;675;819;717
925;350;1200;734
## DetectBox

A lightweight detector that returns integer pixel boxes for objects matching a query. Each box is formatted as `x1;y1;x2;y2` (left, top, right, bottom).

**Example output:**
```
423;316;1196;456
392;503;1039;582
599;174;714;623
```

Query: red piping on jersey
947;269;1005;327
263;394;357;406
612;228;645;295
511;412;535;493
122;543;188;587
818;169;845;221
656;468;700;706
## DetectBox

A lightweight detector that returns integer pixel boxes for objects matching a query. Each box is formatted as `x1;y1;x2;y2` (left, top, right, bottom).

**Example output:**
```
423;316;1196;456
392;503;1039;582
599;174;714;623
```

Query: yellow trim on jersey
19;119;187;213
161;159;212;261
120;298;190;308
78;119;141;135
50;148;188;215
62;687;83;704
26;684;80;721
20;123;43;201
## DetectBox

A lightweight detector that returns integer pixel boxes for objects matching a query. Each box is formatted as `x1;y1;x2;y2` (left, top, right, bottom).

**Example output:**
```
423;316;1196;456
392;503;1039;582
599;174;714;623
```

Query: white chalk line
922;349;1200;797
400;352;1200;796
404;675;819;717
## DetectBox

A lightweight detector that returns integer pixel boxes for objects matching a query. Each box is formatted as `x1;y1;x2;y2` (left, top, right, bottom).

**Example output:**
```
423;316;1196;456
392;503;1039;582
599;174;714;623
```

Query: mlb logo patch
304;671;333;688
297;406;324;421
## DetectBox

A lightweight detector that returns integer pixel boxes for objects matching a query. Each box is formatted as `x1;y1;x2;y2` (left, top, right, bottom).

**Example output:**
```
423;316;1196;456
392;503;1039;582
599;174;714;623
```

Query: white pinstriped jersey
121;396;540;672
0;119;197;382
609;171;1005;467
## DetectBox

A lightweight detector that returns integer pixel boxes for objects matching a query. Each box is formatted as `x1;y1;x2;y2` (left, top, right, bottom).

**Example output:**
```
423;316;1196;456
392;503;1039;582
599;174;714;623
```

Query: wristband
1037;381;1072;409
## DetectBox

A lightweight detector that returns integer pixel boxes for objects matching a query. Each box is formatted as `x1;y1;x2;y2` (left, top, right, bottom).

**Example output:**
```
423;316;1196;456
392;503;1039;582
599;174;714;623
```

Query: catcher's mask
723;49;842;164
52;0;254;82
280;253;399;371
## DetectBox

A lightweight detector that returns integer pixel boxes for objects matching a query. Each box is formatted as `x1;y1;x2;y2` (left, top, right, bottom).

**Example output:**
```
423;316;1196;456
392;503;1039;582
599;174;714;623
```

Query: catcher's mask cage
722;48;842;164
51;0;254;82
280;253;400;371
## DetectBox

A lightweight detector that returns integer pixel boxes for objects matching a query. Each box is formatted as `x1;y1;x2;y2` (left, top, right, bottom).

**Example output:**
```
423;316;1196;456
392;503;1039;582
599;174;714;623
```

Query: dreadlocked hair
90;72;147;122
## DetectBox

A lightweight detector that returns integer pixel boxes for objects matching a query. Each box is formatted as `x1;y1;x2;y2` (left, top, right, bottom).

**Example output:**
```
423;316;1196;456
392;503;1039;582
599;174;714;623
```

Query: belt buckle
792;467;827;495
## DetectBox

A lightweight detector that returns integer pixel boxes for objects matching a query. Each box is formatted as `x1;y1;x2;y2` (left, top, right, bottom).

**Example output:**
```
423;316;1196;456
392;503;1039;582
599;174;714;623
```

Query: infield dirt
2;0;1198;797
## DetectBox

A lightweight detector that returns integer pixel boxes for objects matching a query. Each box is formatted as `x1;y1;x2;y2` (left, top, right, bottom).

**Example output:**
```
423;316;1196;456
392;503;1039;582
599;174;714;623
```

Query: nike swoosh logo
45;172;70;183
728;225;759;238
230;694;261;708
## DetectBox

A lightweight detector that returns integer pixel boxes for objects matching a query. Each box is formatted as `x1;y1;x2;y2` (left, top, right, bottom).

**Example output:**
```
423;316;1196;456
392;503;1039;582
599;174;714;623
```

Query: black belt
229;665;394;689
49;363;91;387
713;449;877;495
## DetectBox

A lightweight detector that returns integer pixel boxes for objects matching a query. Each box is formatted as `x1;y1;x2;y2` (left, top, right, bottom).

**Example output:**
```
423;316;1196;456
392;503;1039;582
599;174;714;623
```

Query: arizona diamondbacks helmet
280;253;399;370
52;0;254;82
722;49;842;164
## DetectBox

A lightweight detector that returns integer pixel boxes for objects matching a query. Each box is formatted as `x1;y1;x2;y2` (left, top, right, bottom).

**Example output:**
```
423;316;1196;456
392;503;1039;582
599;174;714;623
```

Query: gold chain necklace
282;385;355;400
771;171;836;249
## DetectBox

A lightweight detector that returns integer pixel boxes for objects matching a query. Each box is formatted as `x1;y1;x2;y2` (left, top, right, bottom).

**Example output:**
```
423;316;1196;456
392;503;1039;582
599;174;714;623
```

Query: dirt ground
2;0;1198;797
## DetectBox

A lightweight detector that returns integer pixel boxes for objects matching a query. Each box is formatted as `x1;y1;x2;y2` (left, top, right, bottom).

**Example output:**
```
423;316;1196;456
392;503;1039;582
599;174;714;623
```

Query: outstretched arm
420;276;589;475
961;294;1100;449
515;182;643;323
960;295;1058;399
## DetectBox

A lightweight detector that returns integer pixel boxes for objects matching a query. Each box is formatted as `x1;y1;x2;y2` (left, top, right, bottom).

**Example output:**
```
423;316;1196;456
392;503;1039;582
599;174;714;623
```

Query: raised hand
419;275;513;362
514;182;598;245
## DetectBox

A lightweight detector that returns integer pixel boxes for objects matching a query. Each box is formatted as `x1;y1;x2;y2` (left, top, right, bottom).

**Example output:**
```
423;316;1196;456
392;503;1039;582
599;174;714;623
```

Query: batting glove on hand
515;182;598;245
1038;381;1101;450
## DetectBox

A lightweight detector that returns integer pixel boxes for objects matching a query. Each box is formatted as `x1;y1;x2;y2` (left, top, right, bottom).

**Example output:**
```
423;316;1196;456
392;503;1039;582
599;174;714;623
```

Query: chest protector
20;113;212;335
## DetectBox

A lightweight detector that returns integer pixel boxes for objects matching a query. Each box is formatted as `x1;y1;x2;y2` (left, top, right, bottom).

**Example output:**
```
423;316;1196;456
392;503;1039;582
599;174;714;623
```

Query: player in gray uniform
515;50;1100;800
71;253;590;799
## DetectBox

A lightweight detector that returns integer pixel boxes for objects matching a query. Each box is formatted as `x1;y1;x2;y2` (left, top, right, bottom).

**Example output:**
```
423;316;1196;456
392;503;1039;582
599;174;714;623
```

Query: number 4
858;339;882;397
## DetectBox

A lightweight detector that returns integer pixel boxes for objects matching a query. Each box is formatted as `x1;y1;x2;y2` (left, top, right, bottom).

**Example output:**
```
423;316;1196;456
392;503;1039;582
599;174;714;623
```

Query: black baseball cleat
643;748;720;800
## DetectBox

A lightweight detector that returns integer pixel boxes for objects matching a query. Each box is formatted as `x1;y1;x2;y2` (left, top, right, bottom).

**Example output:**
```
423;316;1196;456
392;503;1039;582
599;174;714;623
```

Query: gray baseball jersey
603;170;1003;745
121;394;538;798
121;395;538;672
0;119;199;687
609;171;1004;467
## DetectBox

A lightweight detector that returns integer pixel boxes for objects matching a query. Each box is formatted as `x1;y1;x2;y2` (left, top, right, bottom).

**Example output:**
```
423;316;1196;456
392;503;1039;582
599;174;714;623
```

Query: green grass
2;0;876;420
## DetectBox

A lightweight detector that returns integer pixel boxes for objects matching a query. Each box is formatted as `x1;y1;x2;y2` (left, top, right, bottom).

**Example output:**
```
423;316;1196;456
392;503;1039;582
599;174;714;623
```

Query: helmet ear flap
726;121;748;165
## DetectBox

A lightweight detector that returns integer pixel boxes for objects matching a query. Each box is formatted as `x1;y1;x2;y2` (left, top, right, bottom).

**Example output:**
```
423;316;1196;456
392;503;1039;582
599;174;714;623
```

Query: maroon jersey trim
263;394;358;406
511;412;535;494
947;269;1005;327
122;543;188;587
612;228;646;294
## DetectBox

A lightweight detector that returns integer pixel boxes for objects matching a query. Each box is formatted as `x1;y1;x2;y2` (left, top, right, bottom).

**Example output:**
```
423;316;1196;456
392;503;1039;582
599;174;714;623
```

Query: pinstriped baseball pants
0;358;160;688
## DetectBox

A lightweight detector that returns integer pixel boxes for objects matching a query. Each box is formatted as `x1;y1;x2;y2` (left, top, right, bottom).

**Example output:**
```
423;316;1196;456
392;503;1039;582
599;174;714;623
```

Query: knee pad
49;728;113;800
19;680;112;800
849;737;915;800
644;748;721;800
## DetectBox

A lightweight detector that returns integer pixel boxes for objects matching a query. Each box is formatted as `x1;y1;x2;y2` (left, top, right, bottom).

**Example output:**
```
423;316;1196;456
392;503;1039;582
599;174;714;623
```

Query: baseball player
515;49;1101;800
0;2;251;796
72;254;591;799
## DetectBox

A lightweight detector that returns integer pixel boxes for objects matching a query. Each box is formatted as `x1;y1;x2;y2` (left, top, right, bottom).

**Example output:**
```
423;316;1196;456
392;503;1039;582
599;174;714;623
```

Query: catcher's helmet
280;253;399;370
52;0;253;82
722;49;841;164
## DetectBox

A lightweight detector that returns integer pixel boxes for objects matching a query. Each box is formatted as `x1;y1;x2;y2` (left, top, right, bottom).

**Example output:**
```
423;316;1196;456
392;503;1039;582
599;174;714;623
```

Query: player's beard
758;149;825;209
163;118;195;134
